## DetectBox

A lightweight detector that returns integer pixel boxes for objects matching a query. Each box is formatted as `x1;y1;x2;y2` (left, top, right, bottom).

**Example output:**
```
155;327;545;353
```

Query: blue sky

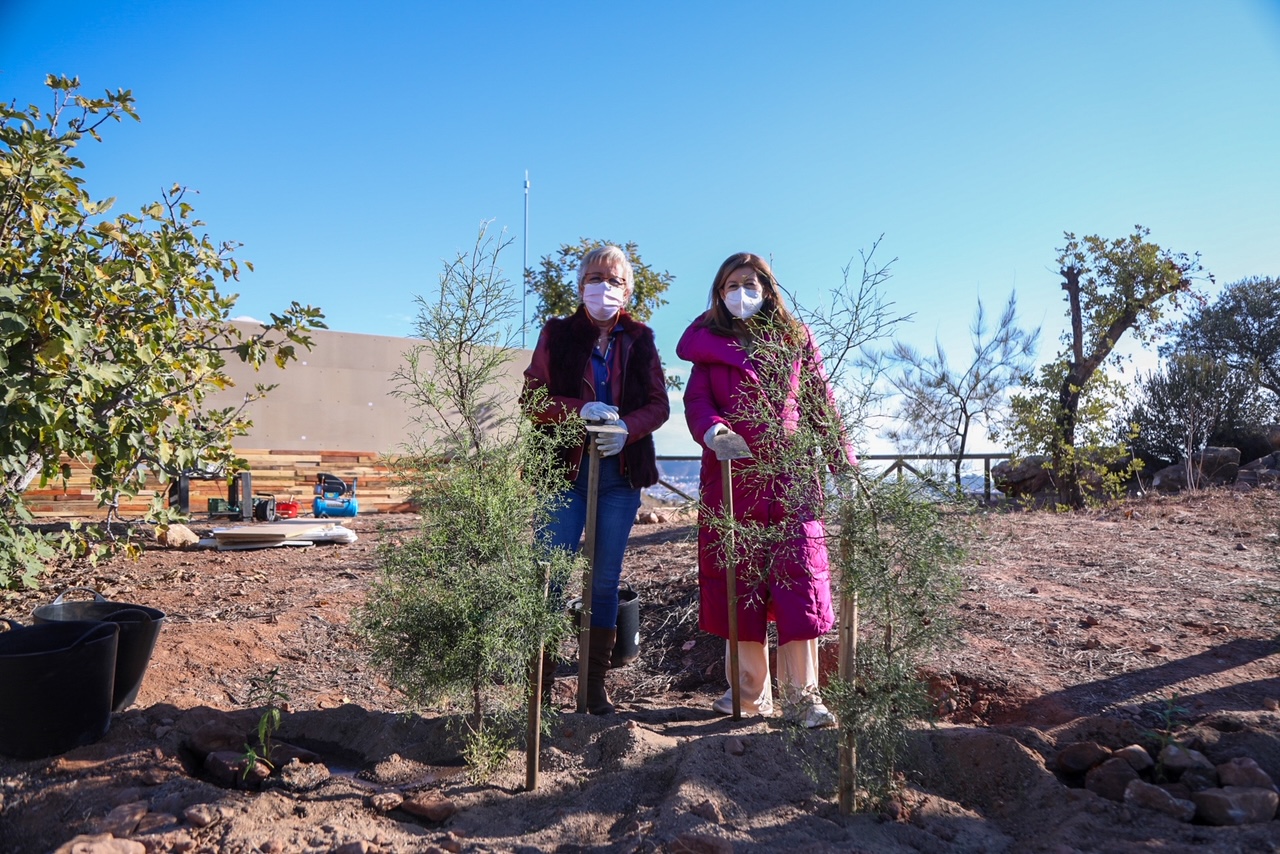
4;1;1279;456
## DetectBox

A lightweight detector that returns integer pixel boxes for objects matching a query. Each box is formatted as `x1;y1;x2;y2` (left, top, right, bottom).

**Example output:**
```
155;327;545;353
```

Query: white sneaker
782;697;836;728
800;702;836;729
712;689;774;717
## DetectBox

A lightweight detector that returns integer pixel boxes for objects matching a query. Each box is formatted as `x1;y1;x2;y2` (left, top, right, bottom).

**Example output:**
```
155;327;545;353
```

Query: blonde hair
576;245;635;289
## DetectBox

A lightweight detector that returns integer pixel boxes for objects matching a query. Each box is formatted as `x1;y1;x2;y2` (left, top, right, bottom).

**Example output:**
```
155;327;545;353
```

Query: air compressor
312;473;359;518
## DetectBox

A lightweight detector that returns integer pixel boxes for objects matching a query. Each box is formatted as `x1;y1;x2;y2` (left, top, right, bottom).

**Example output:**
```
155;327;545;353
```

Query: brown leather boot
586;627;617;715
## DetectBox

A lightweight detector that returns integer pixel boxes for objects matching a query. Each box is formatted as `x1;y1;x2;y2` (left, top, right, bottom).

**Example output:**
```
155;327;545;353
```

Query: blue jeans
543;454;642;629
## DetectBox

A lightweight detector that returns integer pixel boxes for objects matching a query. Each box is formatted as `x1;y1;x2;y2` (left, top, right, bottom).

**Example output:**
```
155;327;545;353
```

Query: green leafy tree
1000;362;1135;502
359;222;578;772
526;238;681;390
1120;353;1274;469
1035;226;1204;507
883;293;1039;490
0;75;324;586
526;238;672;327
1170;276;1280;399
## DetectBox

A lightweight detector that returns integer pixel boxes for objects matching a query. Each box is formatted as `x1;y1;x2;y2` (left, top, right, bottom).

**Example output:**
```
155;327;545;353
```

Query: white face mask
723;287;764;320
583;283;626;321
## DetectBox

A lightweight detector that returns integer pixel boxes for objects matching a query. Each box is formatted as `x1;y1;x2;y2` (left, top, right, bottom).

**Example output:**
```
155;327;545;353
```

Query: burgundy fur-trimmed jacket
522;307;669;488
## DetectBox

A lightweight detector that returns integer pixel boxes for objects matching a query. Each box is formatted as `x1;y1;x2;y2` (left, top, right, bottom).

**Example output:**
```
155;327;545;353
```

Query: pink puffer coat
676;320;854;645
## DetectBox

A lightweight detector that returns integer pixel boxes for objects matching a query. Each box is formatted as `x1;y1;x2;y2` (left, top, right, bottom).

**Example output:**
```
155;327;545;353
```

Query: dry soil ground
2;488;1279;853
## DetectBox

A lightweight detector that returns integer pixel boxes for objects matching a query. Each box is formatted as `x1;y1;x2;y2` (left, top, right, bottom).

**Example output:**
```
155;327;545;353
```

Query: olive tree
1170;276;1280;399
1027;227;1204;507
526;238;672;327
0;75;324;586
1121;352;1274;470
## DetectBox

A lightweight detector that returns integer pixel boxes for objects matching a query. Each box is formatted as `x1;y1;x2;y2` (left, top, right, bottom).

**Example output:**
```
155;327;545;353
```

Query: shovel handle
721;457;741;721
577;434;603;714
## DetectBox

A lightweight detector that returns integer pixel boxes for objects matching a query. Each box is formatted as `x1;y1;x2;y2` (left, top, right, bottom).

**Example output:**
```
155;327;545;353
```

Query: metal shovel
576;422;628;713
712;430;752;720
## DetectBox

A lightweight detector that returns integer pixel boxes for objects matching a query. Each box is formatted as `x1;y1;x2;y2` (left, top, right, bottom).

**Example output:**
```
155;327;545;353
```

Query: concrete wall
208;321;532;455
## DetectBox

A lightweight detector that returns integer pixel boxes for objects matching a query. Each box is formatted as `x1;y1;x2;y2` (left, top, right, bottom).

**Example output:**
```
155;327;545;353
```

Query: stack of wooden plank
208;520;359;551
22;449;415;519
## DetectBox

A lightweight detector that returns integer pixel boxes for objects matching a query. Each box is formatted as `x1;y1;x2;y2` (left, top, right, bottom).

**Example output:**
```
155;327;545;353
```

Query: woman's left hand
596;420;628;457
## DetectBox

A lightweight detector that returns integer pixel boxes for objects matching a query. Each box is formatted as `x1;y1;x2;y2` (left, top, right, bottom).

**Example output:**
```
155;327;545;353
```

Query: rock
1192;786;1280;825
95;801;148;837
204;750;265;788
1085;757;1139;802
1179;769;1219;792
690;799;723;823
333;842;376;854
401;791;459;822
135;812;178;834
1152;447;1241;493
668;832;734;854
368;791;405;812
140;766;170;786
275;757;331;792
1124;780;1195;821
1113;744;1154;773
724;737;746;756
1056;741;1111;774
1217;756;1278;792
270;741;323;765
1158;744;1215;775
186;717;250;757
992;456;1054;498
51;835;147;854
182;803;221;828
259;841;286;854
157;523;201;548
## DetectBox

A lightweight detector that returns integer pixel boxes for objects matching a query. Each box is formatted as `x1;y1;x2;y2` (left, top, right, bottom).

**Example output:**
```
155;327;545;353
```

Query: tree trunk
1054;374;1084;508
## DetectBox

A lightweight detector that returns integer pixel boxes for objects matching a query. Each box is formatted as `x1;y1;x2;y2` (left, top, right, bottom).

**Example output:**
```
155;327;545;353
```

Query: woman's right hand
703;423;730;448
581;401;620;422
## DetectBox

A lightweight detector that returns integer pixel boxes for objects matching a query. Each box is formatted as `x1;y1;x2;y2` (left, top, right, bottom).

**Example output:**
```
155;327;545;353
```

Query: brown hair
698;252;805;343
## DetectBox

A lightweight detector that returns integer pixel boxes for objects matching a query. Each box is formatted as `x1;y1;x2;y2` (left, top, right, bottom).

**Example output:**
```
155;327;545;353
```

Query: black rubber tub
568;582;641;668
0;618;119;760
33;587;166;712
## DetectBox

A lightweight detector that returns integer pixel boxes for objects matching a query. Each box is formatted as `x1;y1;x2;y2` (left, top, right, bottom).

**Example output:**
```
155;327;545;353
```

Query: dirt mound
2;489;1279;852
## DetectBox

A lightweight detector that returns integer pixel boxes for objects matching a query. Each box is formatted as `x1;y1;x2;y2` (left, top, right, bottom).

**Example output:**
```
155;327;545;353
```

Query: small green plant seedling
241;667;290;779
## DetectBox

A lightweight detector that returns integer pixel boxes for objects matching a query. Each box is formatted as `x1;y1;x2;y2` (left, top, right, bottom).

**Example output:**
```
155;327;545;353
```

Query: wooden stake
525;562;551;791
722;456;741;720
837;587;858;814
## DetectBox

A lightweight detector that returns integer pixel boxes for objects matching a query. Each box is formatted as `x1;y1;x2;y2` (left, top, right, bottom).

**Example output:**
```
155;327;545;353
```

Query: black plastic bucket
568;582;640;668
33;587;165;712
0;618;119;760
613;584;640;667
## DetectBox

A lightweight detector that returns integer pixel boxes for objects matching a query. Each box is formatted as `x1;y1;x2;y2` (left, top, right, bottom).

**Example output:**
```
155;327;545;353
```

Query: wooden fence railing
653;452;1014;504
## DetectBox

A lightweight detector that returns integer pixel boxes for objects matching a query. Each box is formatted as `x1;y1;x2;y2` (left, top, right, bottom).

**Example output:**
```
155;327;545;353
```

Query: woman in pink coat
676;252;854;728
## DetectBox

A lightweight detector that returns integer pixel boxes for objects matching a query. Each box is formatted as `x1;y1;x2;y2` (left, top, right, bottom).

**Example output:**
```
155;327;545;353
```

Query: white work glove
704;423;730;448
581;401;620;422
596;419;628;457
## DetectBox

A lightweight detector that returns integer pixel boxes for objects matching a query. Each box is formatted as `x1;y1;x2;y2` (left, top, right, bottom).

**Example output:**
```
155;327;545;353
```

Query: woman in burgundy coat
522;245;670;714
677;252;854;728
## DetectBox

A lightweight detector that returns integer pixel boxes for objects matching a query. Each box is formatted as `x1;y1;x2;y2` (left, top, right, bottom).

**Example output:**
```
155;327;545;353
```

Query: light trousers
715;637;824;716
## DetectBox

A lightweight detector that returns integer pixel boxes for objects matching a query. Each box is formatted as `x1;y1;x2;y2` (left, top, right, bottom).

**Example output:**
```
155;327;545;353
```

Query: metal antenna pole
523;170;530;349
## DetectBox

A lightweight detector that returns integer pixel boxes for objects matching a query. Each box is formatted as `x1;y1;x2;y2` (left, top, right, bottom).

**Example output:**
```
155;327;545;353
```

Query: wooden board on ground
211;522;329;542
